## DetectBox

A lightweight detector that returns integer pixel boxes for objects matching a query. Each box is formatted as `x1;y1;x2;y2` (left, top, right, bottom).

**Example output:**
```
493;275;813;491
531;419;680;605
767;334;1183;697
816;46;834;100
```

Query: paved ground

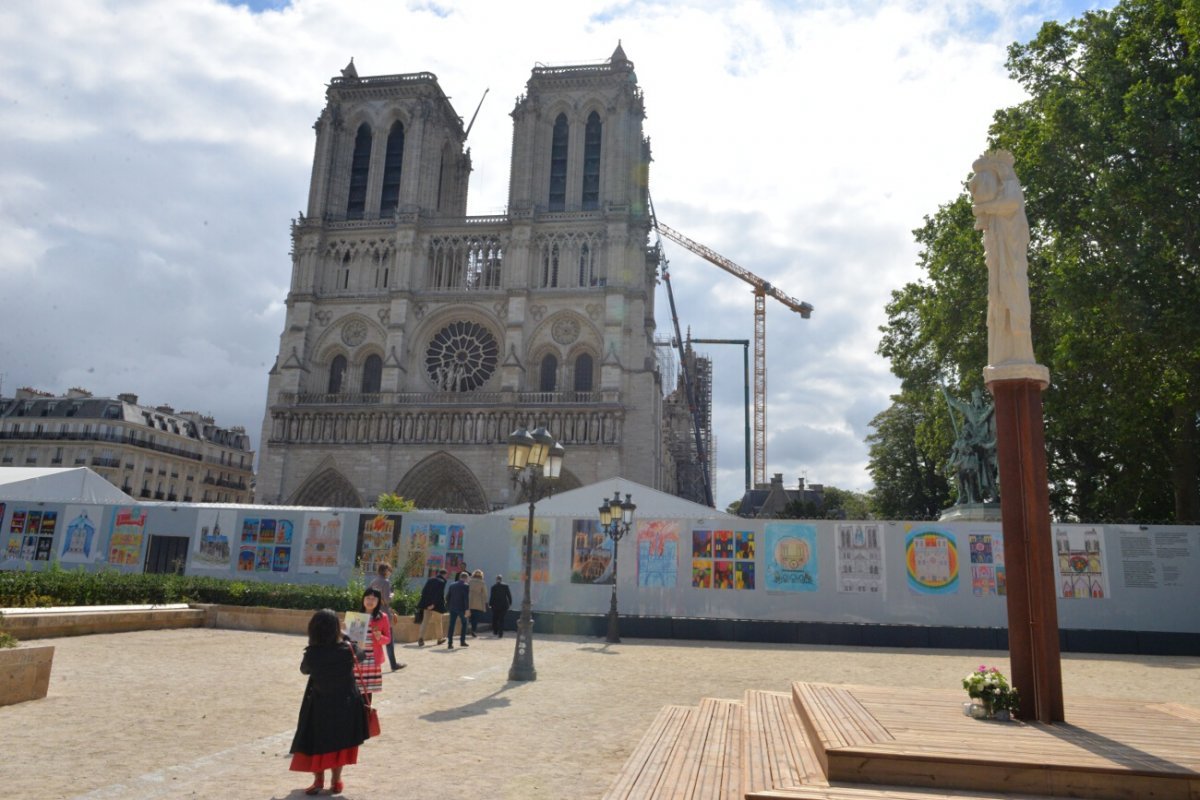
4;626;1198;800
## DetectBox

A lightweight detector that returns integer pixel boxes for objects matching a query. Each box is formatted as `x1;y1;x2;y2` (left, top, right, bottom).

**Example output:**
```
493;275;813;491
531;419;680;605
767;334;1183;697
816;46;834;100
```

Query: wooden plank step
682;697;744;800
742;689;826;796
792;682;892;780
745;783;1051;799
602;705;696;800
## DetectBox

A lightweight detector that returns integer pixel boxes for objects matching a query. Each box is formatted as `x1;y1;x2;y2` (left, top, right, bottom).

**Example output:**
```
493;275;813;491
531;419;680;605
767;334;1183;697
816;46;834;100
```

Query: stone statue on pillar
970;150;1048;385
974;149;1064;723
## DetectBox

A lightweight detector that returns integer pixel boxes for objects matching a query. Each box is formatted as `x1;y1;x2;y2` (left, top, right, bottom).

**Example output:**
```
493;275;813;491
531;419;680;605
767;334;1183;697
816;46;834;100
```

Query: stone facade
257;46;670;511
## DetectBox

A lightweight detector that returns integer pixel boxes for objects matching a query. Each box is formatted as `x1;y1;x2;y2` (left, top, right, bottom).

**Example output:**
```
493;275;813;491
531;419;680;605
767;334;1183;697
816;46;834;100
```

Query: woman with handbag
289;609;368;796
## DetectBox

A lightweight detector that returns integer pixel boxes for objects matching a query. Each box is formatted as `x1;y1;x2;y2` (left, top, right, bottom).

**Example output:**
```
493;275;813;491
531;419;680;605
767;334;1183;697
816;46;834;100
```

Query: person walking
467;568;488;637
445;571;471;649
488;574;513;638
289;609;368;796
416;569;447;647
366;563;405;670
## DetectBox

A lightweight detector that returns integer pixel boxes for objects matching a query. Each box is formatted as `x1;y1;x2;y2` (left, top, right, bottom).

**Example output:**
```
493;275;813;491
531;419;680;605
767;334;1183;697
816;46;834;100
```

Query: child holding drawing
353;588;390;700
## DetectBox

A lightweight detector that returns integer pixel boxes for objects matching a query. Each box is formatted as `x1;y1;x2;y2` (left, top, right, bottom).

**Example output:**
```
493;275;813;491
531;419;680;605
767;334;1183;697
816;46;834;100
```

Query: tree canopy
870;0;1200;522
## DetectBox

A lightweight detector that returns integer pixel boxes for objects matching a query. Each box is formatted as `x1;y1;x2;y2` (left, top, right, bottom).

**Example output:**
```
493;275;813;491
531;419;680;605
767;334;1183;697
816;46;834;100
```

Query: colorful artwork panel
300;512;343;572
5;507;58;562
59;505;105;564
835;523;884;594
968;532;1006;596
108;506;146;566
508;518;552;584
1054;525;1109;599
764;522;818;592
192;507;237;571
356;513;402;576
904;527;959;594
570;519;612;584
636;520;679;588
691;529;755;590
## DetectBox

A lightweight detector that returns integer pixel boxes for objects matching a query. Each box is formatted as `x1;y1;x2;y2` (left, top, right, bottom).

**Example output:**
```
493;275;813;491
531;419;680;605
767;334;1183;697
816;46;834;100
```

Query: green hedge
0;565;418;615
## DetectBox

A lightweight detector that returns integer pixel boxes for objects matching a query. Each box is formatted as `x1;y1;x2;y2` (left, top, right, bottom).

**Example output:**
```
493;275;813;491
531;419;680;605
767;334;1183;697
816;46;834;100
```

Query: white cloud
0;0;1112;509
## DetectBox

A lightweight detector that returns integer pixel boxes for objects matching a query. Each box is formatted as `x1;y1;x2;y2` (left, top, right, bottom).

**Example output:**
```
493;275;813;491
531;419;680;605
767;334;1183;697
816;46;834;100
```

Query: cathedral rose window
424;321;499;392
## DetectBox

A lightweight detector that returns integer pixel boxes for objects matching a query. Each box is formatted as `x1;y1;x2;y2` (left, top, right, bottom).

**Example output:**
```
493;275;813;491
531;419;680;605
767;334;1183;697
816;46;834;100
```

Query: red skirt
289;748;359;772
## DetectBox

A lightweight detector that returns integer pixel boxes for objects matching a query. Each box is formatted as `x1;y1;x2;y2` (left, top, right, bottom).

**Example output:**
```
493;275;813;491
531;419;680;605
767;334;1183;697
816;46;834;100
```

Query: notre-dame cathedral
256;45;695;511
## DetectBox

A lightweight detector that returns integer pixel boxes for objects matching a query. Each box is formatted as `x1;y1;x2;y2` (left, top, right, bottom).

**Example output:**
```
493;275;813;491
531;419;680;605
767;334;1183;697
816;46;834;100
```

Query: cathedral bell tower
257;47;666;512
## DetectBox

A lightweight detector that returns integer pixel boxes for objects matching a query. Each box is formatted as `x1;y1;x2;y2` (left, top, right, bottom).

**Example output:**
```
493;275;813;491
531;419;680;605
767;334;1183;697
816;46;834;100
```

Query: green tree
874;0;1199;522
866;391;952;519
374;492;417;512
993;0;1200;520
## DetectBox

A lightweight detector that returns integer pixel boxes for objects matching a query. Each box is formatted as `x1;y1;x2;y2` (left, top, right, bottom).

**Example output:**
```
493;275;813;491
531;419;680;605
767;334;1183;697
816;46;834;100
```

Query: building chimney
117;393;139;405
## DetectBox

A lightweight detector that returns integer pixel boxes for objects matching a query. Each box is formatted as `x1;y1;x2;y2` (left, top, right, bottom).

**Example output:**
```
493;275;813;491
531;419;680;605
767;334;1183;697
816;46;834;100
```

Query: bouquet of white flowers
962;664;1019;716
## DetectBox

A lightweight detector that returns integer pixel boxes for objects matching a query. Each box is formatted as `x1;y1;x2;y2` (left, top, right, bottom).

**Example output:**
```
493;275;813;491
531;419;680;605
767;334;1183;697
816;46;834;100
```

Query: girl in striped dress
356;589;390;698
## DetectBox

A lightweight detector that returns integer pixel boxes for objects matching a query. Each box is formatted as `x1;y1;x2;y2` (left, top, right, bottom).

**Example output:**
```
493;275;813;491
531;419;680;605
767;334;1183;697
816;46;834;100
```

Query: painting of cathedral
1055;525;1108;599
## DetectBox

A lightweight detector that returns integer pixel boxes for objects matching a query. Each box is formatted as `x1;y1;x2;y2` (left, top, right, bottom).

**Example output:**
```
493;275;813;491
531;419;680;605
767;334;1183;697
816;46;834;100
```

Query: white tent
489;476;738;520
0;467;134;504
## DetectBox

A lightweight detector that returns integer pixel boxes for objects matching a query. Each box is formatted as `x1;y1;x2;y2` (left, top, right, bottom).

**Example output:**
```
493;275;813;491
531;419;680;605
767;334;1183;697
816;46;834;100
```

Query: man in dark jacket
489;574;513;638
417;569;447;647
445;571;471;649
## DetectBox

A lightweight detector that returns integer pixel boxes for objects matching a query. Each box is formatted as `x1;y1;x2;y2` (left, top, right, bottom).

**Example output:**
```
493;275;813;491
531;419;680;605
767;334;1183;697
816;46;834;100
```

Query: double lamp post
506;426;564;682
598;490;636;643
504;425;638;678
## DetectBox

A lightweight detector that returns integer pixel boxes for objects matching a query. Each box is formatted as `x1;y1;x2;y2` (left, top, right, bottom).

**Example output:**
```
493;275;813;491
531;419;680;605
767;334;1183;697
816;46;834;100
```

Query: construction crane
651;216;813;487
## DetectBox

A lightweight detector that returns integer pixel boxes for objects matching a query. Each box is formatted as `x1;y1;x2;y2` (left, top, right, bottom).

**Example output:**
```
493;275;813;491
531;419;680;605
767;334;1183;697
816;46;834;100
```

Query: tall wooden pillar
986;367;1064;723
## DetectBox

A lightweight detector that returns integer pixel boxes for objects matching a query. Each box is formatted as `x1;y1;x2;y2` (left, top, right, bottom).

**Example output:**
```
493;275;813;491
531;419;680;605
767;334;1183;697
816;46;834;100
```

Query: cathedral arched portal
395;451;490;513
289;466;363;508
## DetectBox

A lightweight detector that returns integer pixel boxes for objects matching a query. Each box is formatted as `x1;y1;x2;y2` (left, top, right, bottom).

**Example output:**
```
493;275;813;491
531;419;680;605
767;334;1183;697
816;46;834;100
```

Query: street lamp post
598;490;636;644
507;425;564;682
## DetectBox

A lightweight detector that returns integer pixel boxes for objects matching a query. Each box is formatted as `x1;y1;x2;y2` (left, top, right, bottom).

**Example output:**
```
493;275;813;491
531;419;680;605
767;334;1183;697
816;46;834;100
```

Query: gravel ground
3;627;1197;800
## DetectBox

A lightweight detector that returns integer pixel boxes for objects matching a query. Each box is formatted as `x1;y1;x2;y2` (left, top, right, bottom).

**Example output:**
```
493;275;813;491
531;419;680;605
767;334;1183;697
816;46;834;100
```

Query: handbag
348;642;381;738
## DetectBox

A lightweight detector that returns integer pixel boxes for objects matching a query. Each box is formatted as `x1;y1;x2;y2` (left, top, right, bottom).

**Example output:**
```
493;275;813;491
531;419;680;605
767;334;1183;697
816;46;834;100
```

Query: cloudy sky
1;0;1111;510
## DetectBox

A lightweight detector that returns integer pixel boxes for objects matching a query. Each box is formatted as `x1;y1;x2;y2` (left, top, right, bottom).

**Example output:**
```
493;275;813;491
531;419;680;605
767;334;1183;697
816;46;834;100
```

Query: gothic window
578;242;594;286
380;122;404;215
573;353;594;392
539;354;558;392
548;113;568;211
424;321;499;392
341;252;351;290
328;355;347;394
582;111;601;210
361;354;382;394
542;244;560;288
346;123;372;219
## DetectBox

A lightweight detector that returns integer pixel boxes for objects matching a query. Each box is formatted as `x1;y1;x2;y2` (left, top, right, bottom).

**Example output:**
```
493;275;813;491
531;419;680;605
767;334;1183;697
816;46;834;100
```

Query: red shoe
330;780;344;795
303;775;323;795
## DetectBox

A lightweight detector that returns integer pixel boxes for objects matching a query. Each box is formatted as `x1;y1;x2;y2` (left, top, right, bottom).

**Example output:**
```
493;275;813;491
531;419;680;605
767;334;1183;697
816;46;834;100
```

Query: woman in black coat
289;609;368;795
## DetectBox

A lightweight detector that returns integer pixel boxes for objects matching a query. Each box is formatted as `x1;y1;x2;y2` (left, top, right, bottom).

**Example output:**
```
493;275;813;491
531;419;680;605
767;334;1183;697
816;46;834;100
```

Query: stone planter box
0;645;54;706
191;604;432;642
1;604;204;639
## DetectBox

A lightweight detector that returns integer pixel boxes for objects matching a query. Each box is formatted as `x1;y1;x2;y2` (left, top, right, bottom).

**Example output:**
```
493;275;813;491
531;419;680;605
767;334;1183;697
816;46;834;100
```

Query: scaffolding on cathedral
662;338;714;506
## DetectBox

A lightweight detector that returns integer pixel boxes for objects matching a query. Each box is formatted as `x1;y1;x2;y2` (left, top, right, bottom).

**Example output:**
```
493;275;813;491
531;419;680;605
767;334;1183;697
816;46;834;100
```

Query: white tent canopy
0;467;134;504
489;476;737;520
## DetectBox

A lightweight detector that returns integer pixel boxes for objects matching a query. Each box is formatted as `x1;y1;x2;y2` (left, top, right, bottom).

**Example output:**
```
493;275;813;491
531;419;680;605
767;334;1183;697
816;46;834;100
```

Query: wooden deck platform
604;682;1200;800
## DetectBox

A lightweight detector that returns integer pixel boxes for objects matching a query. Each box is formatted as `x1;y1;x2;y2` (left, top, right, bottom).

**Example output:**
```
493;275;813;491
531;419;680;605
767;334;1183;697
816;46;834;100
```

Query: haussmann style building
257;45;702;511
0;387;254;504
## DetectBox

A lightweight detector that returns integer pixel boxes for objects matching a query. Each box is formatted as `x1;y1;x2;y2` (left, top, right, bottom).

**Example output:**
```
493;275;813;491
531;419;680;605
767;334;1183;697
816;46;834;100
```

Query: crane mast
652;219;813;487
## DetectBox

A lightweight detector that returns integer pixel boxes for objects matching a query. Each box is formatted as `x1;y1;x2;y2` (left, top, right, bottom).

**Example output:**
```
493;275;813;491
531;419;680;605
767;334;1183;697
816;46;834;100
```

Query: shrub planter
0;645;54;706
